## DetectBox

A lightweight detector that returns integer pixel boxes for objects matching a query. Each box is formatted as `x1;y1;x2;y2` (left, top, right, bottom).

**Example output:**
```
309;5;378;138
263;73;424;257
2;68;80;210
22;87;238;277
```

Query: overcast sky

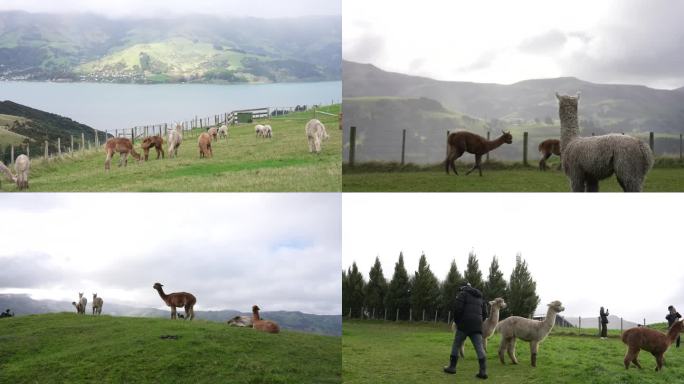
0;194;341;315
344;0;684;89
0;0;340;19
343;193;682;324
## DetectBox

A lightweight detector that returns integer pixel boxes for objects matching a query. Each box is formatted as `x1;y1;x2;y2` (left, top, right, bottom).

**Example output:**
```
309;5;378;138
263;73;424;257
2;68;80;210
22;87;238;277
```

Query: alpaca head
153;282;163;290
555;92;580;116
490;297;507;309
79;292;83;299
500;131;513;144
93;293;97;300
252;305;260;313
548;300;565;313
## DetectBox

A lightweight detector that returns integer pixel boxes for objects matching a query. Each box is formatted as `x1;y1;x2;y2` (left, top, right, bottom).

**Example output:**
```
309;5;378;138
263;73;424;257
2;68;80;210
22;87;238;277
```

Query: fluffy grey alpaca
556;93;653;192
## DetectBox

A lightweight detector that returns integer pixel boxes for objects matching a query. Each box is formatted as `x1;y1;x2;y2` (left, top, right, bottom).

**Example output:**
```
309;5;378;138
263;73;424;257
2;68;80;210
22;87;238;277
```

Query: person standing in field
599;307;609;339
443;283;489;379
666;305;682;348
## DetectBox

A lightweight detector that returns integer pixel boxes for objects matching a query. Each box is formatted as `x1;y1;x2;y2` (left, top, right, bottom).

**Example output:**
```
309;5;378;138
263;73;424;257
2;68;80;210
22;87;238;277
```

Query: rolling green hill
343;320;684;384
0;104;341;192
0;11;341;83
0;313;341;383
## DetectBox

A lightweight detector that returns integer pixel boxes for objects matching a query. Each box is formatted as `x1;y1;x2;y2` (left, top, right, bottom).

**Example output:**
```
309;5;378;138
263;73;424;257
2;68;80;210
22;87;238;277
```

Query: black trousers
600;323;608;337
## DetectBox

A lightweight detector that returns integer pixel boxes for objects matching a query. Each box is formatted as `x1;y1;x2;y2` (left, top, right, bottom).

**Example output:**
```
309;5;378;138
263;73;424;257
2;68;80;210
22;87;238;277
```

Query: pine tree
384;252;411;320
345;262;365;318
507;254;540;318
483;256;509;318
464;251;484;291
364;256;387;318
441;259;465;320
410;253;441;321
342;269;350;316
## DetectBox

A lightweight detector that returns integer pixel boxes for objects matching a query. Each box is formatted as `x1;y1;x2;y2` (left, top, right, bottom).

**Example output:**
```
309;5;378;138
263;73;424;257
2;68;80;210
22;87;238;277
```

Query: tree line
342;251;540;322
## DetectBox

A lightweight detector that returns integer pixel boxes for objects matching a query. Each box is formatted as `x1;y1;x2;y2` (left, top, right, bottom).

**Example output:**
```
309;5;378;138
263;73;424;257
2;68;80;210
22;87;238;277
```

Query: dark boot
443;355;458;374
531;353;537;367
476;358;488;379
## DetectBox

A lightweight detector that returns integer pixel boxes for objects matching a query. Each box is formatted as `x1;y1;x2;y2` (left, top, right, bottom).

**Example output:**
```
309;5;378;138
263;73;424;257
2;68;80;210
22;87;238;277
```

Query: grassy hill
0;11;341;83
0;100;108;164
0;105;341;192
0;313;341;383
343;320;684;384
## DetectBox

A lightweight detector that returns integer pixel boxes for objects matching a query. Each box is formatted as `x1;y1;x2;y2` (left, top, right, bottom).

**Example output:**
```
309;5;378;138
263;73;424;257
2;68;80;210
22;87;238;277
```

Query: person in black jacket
666;305;682;348
599;307;609;339
443;284;488;379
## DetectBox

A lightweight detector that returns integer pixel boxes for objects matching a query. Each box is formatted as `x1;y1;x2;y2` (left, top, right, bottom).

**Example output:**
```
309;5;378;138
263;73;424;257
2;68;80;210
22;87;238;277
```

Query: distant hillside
343;60;684;135
0;11;341;83
0;100;108;163
0;313;341;383
0;294;341;336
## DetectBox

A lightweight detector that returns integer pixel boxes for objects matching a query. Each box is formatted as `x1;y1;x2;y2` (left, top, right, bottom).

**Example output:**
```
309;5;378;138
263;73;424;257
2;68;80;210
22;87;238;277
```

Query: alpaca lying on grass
227;315;253;327
252;305;280;333
556;93;653;191
92;293;103;316
305;119;329;154
497;300;564;367
622;320;684;371
445;131;513;176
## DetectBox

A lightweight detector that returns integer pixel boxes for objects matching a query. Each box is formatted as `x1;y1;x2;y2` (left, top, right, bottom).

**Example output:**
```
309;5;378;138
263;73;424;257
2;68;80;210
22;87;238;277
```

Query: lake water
0;81;341;133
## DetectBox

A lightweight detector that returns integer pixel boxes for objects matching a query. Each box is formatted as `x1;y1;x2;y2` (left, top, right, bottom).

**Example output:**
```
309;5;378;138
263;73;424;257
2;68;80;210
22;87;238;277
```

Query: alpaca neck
253;310;261;321
559;108;580;151
155;287;168;301
541;309;558;333
485;135;507;152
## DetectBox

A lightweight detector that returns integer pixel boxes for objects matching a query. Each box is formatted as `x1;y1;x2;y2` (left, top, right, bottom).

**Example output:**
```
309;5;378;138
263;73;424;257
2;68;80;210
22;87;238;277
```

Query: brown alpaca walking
104;138;141;171
141;136;165;160
538;139;561;171
622;320;684;371
198;133;213;158
445;131;513;176
252;305;280;333
153;282;196;320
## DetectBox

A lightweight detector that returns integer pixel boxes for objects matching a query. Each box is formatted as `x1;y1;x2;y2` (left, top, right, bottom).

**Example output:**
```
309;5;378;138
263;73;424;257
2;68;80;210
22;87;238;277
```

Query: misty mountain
343;60;684;163
0;294;341;336
343;60;684;134
0;12;340;83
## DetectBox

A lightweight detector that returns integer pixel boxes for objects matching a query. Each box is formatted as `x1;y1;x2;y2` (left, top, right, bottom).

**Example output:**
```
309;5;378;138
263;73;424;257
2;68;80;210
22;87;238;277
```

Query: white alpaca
262;125;272;138
226;315;253;327
168;124;183;158
497;300;564;367
218;124;228;139
305;119;329;153
92;293;104;316
255;124;265;138
14;154;29;190
207;127;218;141
77;293;87;315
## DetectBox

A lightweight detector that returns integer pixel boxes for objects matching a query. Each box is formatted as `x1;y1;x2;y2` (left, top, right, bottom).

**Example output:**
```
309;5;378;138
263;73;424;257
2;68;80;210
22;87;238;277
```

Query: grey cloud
518;29;567;54
343;33;386;64
0;252;65;288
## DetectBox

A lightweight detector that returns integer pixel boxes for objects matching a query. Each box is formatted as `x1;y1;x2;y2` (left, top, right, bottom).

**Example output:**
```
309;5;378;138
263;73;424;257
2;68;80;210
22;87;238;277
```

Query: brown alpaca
198;132;213;158
445;131;513;176
252;305;280;333
153;282;197;320
622;320;684;371
141;136;165;160
538;139;561;171
104;138;141;171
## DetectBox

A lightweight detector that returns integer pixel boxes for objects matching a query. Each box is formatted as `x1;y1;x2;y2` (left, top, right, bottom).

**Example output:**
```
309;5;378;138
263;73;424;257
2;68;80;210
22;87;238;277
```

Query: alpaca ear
555;92;561;101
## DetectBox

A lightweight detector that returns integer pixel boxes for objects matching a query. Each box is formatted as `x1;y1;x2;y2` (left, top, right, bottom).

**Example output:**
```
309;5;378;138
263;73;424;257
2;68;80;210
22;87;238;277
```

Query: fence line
345;128;684;165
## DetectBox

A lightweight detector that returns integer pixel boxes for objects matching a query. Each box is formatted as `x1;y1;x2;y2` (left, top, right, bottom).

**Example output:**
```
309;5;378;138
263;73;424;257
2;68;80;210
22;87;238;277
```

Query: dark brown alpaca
153;282;197;320
445;131;513;176
622;320;684;371
104;138;142;171
198;132;213;158
141;136;165;160
252;305;280;333
538;139;561;171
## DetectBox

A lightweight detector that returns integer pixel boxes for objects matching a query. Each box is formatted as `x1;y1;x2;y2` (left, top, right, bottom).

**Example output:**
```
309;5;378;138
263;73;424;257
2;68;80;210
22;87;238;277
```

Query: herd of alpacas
445;92;655;192
103;118;329;171
452;298;684;372
70;283;280;334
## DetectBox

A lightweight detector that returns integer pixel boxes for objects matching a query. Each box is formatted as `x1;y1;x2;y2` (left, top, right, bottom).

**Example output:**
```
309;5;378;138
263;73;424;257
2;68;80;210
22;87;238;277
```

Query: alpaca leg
315;137;321;153
585;176;599;192
617;176;643;192
466;155;479;176
483;337;488;352
105;152;112;171
144;148;149;161
476;154;483;176
655;353;664;371
170;307;177;320
569;173;585;192
530;340;539;367
507;338;518;364
498;338;507;364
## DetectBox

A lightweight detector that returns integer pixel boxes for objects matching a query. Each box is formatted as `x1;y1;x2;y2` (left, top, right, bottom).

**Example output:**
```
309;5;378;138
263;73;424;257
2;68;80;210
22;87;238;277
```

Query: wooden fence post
44;140;48;159
132;128;136;144
409;308;412;322
620;317;623;334
10;145;14;165
447;311;451;325
446;130;450;158
523;132;529;166
680;133;683;161
70;135;74;153
372;308;375;320
94;129;99;147
644;318;646;326
649;132;654;152
434;310;438;324
26;144;30;157
579;316;582;335
81;133;85;152
384;308;387;321
348;307;352;318
396;308;399;322
57;137;61;156
349;126;357;167
422;309;425;322
401;129;406;166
